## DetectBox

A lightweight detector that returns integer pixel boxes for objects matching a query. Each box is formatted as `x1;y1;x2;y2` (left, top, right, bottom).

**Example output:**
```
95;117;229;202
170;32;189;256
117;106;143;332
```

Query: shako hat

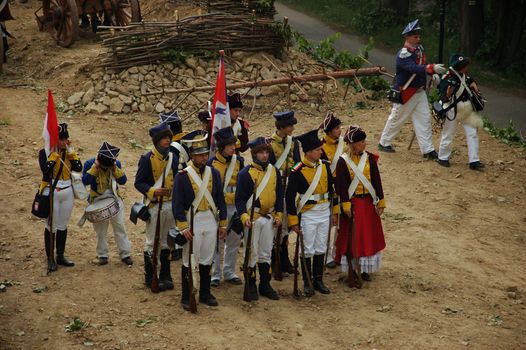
214;127;237;149
273;110;297;128
248;136;272;154
228;92;243;109
149;123;173;145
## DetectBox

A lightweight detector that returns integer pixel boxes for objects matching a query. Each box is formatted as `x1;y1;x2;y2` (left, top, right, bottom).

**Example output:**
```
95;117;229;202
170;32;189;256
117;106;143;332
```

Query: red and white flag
42;89;59;157
210;50;231;154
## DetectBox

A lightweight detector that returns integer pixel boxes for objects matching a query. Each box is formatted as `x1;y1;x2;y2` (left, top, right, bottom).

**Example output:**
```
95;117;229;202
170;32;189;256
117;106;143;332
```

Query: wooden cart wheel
110;0;141;26
130;0;141;22
42;0;79;47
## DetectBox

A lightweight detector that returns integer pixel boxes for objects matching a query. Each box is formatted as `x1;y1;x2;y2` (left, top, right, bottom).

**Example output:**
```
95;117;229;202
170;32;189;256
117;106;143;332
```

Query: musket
292;232;300;298
188;206;197;313
150;168;166;293
272;176;286;281
242;183;258;302
346;210;362;289
323;195;335;273
273;145;291;281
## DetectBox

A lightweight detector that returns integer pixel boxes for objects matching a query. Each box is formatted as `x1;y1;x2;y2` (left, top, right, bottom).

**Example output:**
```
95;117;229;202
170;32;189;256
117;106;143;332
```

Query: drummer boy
82;142;133;266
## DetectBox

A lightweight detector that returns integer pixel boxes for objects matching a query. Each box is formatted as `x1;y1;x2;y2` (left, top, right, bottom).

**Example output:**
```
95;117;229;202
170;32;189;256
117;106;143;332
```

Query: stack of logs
98;13;287;71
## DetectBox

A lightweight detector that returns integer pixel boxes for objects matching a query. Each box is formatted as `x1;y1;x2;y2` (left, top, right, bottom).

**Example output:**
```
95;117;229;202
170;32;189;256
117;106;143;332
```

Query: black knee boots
199;264;218;306
159;249;174;291
44;228;57;272
258;263;279;300
312;254;330;294
280;236;293;274
55;229;74;267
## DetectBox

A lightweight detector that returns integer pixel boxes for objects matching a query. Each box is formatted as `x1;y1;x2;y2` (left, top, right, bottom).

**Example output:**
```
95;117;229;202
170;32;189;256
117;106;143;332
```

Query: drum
85;197;119;223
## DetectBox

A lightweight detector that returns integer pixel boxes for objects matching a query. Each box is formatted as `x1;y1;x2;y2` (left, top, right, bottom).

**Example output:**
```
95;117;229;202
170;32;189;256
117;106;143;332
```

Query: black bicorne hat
296;129;323;153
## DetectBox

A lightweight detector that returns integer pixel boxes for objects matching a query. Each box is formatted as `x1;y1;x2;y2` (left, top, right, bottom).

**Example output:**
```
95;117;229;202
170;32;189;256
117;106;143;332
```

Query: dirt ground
1;2;526;350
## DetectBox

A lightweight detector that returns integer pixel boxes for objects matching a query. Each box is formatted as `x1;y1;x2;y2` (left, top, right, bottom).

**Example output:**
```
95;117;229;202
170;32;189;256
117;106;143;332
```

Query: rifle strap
223;154;237;193
144;152;173;206
246;165;273;211
297;162;323;213
330;136;344;174
186;165;217;215
274;136;292;170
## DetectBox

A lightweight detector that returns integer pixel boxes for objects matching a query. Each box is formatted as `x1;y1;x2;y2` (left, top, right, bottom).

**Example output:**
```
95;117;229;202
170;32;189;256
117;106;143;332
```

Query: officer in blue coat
378;19;446;159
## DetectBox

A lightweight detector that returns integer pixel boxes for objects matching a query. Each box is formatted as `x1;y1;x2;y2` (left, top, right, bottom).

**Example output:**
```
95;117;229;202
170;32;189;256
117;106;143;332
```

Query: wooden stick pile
178;0;276;18
98;13;286;70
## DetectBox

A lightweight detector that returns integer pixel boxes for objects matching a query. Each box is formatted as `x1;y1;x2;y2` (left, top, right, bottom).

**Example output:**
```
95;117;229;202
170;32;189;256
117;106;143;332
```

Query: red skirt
335;196;386;262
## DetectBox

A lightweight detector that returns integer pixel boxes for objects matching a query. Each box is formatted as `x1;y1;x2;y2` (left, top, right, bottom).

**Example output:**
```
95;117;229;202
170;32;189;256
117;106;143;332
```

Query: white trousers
144;201;174;255
212;205;242;280
300;202;330;258
182;210;217;267
46;186;74;232
92;197;132;259
438;109;480;163
379;91;435;154
243;215;275;268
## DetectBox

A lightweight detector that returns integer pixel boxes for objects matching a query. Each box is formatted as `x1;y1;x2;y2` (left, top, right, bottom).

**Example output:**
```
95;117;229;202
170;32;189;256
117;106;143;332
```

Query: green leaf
33;286;48;293
135;316;155;327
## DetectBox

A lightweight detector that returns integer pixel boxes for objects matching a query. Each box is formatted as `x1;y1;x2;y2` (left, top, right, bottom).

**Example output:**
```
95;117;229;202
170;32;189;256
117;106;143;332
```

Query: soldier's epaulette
399;47;412;59
291;162;303;172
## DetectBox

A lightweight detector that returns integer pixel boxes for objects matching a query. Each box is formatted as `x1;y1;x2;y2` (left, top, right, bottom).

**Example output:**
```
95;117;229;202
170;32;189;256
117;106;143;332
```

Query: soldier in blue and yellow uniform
319;112;345;269
228;92;250;153
82;142;133;266
236;137;283;301
286;129;339;296
173;130;227;310
378;19;446;159
160;110;188;261
207;127;245;287
38;123;82;272
268;110;301;275
135;123;179;291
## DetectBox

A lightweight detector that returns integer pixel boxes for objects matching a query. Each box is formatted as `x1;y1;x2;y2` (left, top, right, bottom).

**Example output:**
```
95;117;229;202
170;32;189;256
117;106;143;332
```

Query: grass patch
483;117;526;146
65;317;87;332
